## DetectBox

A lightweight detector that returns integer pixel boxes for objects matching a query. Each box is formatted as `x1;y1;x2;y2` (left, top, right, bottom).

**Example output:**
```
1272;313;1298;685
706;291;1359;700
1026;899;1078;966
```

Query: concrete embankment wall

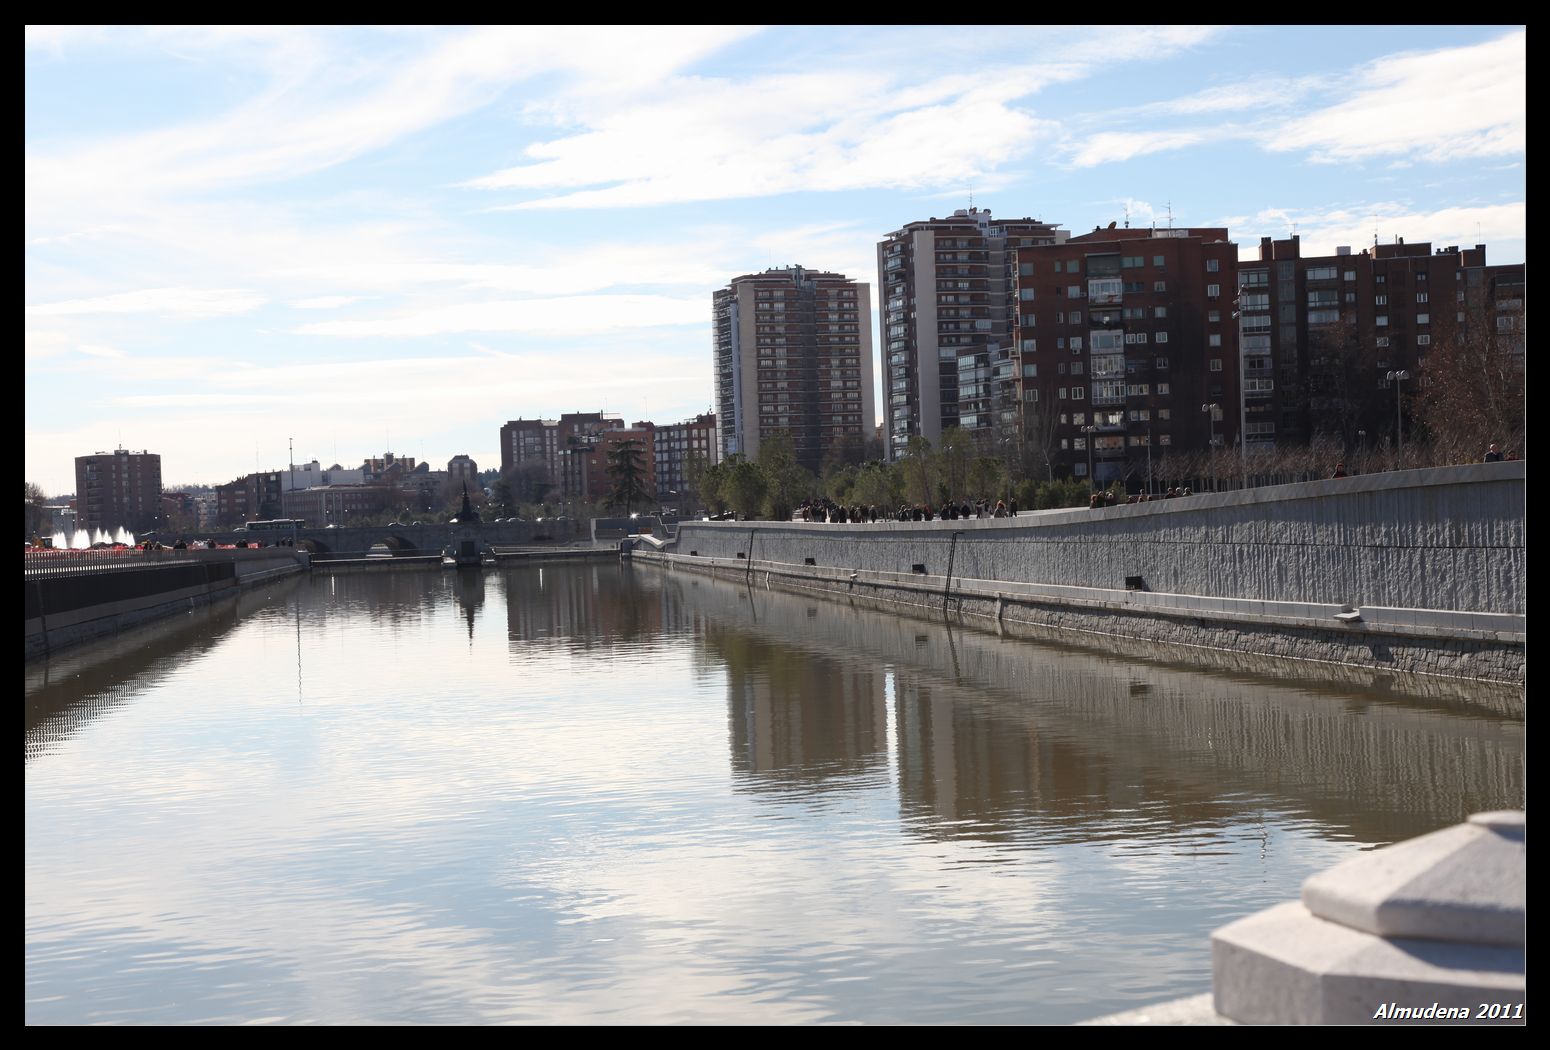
634;463;1524;684
25;550;307;661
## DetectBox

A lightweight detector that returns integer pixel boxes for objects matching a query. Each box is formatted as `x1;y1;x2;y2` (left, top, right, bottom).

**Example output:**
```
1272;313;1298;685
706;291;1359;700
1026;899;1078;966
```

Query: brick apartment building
713;266;874;475
75;448;162;534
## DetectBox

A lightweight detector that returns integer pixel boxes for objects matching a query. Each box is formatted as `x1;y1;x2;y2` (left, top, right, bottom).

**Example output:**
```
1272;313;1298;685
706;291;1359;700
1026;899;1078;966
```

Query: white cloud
289;295;367;310
25;287;266;318
1268;31;1525;163
1236;201;1526;258
465;29;1222;210
1066;130;1211;168
294;294;704;338
76;342;126;358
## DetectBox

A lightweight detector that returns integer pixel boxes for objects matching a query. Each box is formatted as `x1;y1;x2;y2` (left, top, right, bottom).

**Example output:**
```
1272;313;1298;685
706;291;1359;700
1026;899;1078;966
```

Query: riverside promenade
631;462;1524;692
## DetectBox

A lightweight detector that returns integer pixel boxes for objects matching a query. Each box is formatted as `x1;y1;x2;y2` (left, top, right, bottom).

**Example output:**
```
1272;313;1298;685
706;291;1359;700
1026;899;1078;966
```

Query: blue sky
25;25;1525;495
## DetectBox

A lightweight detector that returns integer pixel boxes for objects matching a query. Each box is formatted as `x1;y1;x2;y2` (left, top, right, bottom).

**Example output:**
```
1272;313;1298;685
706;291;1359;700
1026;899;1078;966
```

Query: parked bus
241;519;306;532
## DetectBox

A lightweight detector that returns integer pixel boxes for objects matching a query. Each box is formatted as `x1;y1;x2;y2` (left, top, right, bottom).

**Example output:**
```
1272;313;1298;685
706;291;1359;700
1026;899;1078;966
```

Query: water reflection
24;563;1524;1025
658;569;1522;848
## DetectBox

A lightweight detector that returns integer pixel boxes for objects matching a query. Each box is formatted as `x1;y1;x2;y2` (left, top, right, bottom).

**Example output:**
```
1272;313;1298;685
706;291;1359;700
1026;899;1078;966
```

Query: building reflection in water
649;568;1522;849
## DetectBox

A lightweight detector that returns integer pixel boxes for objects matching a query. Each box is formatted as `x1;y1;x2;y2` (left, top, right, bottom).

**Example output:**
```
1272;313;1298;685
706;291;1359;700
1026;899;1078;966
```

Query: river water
25;562;1524;1024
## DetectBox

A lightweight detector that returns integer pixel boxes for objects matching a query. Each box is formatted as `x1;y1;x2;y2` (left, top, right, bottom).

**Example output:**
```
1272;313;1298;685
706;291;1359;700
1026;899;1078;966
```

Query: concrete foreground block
1212;902;1524;1025
1301;811;1524;946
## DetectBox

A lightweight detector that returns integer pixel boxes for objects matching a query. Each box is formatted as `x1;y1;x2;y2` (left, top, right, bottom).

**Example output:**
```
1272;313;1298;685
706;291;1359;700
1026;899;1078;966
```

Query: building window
1417;313;1429;325
1019;262;1033;276
1375;274;1386;285
1376;336;1390;348
1209;359;1223;372
1058;363;1067;374
1154;281;1167;292
1159;434;1172;446
1416;292;1429;303
1154;306;1167;319
1059;388;1067;399
1206;259;1220;273
1376;315;1389;327
1417;335;1431;346
1208;334;1222;347
1070;311;1083;325
1073;387;1085;400
1067;285;1082;299
1021;339;1037;352
1343;270;1356;282
1157;383;1170;395
1158;408;1171;420
1375;295;1387;306
1071;337;1084;351
1057;337;1066;350
1208;310;1221;323
1056;312;1064;324
1155;332;1168;343
1207;283;1221;299
1153;255;1165;267
1073;412;1087;425
1020;288;1036;301
1155;357;1169;370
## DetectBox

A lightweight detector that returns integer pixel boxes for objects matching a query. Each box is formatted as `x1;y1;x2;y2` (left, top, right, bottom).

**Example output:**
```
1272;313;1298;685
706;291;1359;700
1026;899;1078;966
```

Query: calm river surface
25;563;1524;1024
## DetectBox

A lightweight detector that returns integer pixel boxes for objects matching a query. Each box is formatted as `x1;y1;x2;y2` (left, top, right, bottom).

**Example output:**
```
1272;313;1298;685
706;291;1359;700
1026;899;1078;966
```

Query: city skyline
26;25;1526;495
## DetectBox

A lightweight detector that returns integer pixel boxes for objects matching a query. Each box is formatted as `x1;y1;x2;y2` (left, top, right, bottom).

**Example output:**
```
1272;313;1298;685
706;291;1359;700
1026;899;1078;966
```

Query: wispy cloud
294;294;704;338
1065;130;1213;168
289;295;367;310
1233;200;1526;257
26;287;266;318
1268;31;1524;163
465;28;1223;210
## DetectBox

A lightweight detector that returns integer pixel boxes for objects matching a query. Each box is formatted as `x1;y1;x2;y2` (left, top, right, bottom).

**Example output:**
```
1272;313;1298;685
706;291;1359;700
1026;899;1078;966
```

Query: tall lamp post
1080;425;1098;490
1201;403;1220;490
1385;370;1411;451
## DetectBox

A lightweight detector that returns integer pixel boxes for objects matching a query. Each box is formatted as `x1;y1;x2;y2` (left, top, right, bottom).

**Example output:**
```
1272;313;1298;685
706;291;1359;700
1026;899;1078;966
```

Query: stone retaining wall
634;463;1524;686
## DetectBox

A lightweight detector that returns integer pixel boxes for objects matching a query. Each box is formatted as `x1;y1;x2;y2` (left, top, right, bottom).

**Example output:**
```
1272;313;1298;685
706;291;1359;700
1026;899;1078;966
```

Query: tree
606;438;650;515
936;428;974;503
723;455;766;519
697;459;729;515
25;482;47;539
902;435;935;508
756;431;811;521
1415;301;1525;463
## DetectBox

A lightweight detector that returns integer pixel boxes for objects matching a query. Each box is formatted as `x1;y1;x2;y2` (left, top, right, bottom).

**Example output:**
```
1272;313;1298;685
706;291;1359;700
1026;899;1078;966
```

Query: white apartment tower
877;208;1067;459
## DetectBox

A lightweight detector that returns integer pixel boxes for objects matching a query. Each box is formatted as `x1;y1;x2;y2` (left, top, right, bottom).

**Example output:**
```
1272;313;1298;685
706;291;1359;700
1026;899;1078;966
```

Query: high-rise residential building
713;266;874;475
653;412;717;506
1013;225;1238;485
75;448;162;534
877;208;1067;460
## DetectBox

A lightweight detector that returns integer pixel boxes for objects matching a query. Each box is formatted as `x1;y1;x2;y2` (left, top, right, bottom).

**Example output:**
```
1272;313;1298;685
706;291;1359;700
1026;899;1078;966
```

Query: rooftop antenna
1166;200;1174;229
1123;203;1130;229
968;182;974;210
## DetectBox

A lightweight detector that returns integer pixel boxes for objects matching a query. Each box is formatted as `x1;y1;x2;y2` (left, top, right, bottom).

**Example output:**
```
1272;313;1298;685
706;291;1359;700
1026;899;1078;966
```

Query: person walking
1484;443;1503;462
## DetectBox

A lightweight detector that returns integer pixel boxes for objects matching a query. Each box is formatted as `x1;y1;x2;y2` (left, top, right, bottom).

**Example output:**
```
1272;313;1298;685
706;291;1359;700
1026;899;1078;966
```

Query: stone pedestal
1211;812;1525;1025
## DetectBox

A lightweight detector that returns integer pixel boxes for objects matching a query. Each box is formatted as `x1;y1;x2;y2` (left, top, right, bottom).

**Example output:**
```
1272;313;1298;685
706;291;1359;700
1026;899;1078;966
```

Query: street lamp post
1080;425;1098;490
1386;370;1411;451
1201;403;1220;490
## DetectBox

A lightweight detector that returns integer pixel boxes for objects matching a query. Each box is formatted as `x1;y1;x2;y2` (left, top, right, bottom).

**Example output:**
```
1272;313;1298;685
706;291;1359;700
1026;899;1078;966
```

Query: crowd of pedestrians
798;496;1020;523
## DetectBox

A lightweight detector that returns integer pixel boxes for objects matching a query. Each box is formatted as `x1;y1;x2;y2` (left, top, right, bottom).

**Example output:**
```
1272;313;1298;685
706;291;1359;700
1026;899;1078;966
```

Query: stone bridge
169;520;582;556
